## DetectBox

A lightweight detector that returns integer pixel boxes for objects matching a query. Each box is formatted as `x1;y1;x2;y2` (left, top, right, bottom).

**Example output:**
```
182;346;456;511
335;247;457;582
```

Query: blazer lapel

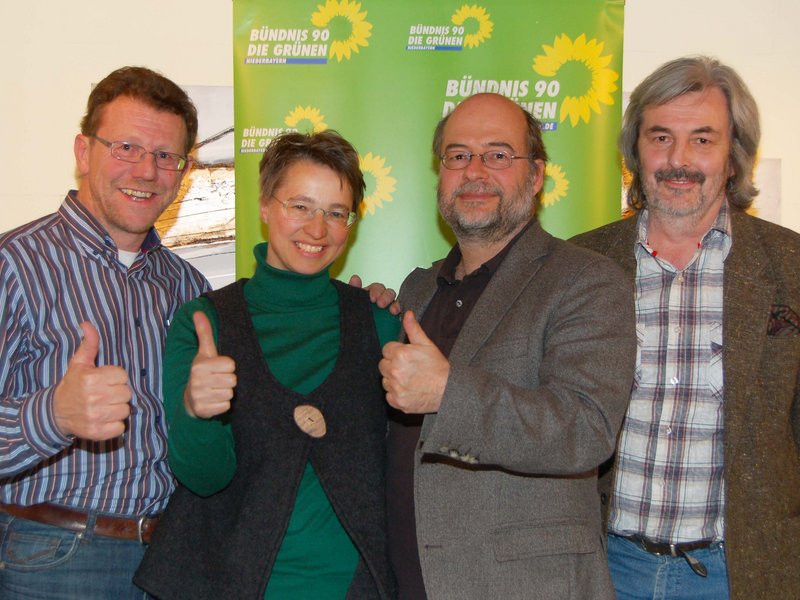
417;221;549;438
571;214;638;280
722;211;775;451
400;264;440;324
447;221;550;366
603;218;638;281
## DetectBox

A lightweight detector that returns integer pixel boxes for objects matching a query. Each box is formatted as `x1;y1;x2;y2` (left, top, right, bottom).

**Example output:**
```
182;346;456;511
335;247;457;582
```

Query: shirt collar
437;218;534;284
61;191;162;257
635;199;733;257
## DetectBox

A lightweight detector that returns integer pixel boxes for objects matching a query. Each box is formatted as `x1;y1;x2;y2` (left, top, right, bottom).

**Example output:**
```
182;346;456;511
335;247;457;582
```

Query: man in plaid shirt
573;56;800;600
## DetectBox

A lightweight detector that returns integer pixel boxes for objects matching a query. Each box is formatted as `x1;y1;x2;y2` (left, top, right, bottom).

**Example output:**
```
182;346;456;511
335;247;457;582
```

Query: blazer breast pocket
768;304;800;337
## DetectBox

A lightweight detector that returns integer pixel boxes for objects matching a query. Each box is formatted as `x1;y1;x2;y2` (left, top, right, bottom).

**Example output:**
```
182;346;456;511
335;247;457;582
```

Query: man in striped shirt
573;56;800;600
0;66;210;598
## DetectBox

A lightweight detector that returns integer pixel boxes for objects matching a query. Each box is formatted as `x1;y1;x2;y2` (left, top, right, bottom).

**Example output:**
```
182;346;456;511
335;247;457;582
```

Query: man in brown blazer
572;56;800;600
379;93;637;599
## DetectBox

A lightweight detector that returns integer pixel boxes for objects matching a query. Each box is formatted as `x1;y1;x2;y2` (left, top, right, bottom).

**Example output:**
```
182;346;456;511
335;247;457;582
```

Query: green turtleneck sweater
163;243;399;599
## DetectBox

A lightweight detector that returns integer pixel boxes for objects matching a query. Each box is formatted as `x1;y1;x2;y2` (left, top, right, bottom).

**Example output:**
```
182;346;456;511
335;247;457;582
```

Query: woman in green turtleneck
135;131;399;600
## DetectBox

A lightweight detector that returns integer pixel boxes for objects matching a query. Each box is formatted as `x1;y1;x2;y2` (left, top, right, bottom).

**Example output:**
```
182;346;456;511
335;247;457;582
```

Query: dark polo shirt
386;221;532;600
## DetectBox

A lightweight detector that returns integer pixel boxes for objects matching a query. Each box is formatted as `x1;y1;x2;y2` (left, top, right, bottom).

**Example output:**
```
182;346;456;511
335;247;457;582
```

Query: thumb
72;321;100;366
193;311;219;359
348;273;363;289
402;310;432;346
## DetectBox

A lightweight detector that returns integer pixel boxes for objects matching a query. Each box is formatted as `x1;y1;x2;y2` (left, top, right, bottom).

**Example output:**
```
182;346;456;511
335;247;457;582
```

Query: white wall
2;1;798;233
623;1;800;232
0;1;233;230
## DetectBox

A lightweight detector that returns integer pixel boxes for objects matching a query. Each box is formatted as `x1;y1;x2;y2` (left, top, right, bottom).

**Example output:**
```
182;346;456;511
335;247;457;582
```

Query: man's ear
531;159;546;196
74;134;91;177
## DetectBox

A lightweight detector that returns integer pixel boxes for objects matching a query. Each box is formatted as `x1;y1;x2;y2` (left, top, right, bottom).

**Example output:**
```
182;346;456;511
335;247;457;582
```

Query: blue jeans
608;533;730;600
0;511;149;599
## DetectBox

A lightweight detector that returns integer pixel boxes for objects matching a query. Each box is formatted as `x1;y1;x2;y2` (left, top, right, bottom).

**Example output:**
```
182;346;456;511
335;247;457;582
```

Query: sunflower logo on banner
311;0;373;62
284;106;329;132
542;163;570;208
359;153;397;217
533;33;619;127
451;5;494;49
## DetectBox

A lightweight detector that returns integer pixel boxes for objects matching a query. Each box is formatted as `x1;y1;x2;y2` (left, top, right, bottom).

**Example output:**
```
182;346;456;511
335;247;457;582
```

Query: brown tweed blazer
571;208;800;600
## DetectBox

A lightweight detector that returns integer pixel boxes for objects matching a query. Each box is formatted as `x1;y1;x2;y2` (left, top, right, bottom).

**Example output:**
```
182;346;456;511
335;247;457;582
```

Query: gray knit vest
135;279;395;599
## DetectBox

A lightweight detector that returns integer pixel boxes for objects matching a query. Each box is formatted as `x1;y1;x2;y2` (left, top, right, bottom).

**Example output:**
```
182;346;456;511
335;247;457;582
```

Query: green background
233;0;624;289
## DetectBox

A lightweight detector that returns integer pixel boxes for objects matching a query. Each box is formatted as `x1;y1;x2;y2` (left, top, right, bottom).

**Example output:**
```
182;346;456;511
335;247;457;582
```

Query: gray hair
620;55;760;210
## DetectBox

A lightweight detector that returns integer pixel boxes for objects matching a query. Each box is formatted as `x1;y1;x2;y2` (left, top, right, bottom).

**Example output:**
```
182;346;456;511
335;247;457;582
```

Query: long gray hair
620;56;760;210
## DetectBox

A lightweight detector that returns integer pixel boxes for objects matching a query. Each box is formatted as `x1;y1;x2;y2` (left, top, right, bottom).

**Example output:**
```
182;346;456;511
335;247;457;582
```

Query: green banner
233;0;624;289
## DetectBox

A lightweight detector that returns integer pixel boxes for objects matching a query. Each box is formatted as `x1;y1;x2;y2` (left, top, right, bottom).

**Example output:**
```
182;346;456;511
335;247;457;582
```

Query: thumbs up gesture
379;310;449;414
184;311;237;419
53;322;132;440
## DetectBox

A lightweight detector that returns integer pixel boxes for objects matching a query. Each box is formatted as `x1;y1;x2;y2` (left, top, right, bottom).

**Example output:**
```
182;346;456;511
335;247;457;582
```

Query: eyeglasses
92;135;189;171
272;196;357;229
440;149;533;170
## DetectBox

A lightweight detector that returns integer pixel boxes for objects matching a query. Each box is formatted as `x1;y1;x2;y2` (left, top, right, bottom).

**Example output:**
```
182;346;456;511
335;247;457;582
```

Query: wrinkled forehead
95;96;189;148
641;88;732;133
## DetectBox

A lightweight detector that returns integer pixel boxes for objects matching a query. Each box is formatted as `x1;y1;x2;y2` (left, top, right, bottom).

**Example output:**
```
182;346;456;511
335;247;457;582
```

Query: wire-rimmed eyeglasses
440;149;533;170
272;196;357;229
92;135;189;171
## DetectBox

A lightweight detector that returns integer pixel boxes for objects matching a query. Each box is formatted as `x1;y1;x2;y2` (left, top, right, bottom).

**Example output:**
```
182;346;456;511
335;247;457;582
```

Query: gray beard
438;174;535;244
644;166;729;220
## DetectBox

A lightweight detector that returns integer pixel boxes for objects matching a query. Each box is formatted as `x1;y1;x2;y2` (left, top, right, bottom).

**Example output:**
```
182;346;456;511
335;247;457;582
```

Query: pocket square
767;304;800;337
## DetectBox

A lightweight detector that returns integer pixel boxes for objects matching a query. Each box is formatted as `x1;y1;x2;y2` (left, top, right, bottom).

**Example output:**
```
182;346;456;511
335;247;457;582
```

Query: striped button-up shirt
609;202;731;544
0;192;209;516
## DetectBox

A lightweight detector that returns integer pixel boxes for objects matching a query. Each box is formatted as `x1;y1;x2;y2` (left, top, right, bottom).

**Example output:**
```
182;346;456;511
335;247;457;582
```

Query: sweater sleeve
164;297;237;496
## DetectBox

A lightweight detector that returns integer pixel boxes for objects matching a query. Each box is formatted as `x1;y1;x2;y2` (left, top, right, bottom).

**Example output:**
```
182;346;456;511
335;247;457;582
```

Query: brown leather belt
1;503;160;544
626;534;715;557
620;534;720;577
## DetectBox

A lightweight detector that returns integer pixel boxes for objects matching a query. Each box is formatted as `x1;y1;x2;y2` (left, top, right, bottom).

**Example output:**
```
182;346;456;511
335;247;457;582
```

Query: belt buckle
136;515;147;544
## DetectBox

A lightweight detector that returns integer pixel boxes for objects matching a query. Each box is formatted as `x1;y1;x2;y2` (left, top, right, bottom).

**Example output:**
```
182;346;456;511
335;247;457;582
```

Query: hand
53;322;132;440
348;274;401;315
379;310;449;413
184;311;237;419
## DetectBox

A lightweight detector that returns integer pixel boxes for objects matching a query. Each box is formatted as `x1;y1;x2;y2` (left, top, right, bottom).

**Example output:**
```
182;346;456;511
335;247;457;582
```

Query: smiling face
436;94;543;244
637;87;733;224
260;160;354;275
74;95;190;252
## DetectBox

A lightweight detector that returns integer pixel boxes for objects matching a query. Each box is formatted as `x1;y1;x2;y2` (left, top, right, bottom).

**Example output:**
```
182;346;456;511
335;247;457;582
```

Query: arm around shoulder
371;303;402;347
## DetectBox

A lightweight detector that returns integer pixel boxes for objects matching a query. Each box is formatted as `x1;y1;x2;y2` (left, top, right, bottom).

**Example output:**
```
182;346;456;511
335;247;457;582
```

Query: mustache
450;182;504;197
654;168;705;184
